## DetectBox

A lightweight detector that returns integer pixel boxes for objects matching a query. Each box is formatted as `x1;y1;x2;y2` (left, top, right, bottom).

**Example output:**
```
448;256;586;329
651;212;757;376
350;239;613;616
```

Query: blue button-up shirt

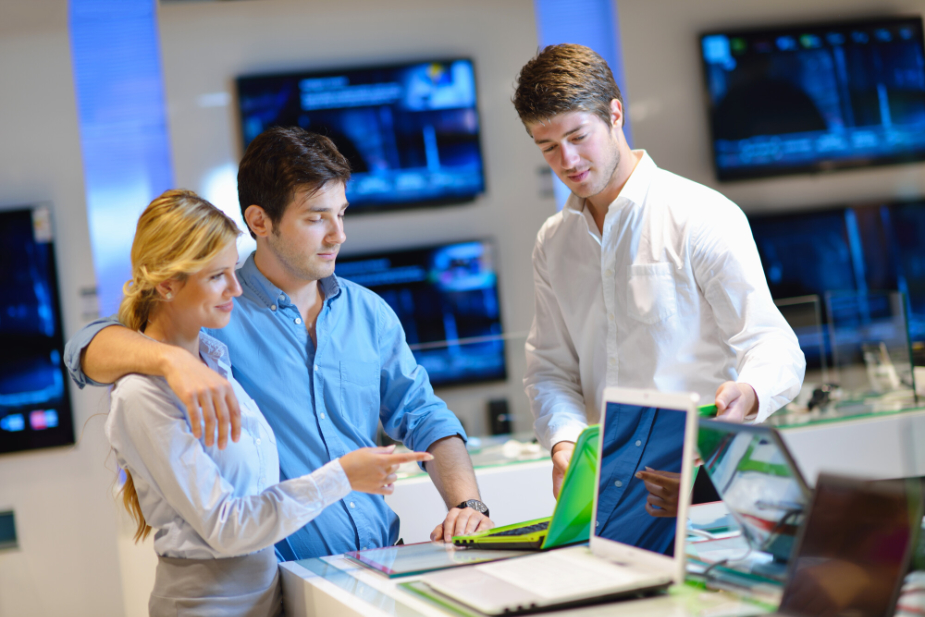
595;403;685;556
65;253;466;559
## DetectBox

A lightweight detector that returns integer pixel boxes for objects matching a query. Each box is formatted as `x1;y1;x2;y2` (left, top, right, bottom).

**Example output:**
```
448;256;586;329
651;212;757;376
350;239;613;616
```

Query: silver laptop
418;387;700;615
695;418;813;579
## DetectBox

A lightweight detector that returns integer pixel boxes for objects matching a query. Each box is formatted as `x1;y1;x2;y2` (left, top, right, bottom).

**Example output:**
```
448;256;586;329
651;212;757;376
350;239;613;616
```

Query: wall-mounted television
335;240;506;387
749;199;925;367
0;206;75;454
701;16;925;181
237;58;486;214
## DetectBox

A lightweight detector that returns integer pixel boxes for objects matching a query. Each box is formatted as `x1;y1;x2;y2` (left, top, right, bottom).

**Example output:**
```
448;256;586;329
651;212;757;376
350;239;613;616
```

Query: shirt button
635;440;642;447
605;269;613;278
609;357;616;366
320;413;325;420
256;438;262;445
314;364;319;371
295;318;303;325
349;502;356;508
270;304;277;311
615;480;623;488
608;313;614;321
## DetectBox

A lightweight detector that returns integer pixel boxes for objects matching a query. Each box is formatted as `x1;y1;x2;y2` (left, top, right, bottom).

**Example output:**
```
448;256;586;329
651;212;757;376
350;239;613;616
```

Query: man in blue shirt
66;127;494;558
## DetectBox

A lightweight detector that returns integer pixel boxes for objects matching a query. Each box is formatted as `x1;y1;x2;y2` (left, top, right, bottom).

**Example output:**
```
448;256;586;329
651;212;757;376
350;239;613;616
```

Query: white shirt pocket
626;263;678;325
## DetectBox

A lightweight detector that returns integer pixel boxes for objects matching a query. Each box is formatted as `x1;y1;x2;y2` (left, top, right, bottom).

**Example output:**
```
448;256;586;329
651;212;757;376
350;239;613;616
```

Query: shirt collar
199;332;230;367
616;149;655;209
237;251;342;309
561;149;656;217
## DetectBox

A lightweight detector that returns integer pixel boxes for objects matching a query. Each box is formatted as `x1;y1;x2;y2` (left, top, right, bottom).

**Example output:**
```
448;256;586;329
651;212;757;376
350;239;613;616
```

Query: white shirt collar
561;150;656;219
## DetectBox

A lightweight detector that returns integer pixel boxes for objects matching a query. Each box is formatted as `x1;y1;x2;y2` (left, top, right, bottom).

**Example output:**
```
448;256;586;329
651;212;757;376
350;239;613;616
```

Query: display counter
770;393;925;483
279;553;766;617
282;402;925;616
387;398;925;547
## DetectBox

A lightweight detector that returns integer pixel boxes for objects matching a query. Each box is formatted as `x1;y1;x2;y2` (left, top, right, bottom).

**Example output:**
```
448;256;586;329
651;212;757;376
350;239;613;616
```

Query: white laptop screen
594;402;688;557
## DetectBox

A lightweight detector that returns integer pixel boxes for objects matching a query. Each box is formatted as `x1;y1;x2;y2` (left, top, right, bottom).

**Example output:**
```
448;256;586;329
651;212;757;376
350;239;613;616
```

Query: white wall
0;4;126;617
157;0;551;438
618;0;925;213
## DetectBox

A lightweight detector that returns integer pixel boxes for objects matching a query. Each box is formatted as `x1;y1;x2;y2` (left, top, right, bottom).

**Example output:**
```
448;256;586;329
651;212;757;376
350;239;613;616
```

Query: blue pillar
70;0;174;317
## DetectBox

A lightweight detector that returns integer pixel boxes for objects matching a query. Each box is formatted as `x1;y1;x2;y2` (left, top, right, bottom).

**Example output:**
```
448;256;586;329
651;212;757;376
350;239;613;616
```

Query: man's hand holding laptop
550;441;575;499
714;381;759;422
634;382;757;516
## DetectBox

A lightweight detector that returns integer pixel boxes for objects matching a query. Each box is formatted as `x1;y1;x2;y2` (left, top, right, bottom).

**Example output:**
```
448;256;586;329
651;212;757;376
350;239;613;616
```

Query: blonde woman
107;189;431;617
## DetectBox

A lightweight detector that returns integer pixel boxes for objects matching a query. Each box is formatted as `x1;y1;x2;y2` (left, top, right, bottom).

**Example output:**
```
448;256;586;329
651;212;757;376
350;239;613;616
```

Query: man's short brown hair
237;126;351;238
513;44;623;128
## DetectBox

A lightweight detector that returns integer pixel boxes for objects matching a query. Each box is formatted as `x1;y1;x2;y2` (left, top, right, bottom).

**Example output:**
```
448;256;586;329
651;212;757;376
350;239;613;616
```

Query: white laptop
418;387;700;615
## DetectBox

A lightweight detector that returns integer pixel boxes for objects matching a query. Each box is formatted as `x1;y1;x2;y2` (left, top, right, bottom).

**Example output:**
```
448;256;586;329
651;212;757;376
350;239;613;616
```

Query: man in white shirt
513;44;806;499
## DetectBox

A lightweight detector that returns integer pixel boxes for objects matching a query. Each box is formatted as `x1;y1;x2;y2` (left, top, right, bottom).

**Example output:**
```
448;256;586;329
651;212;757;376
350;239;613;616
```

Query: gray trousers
149;547;283;617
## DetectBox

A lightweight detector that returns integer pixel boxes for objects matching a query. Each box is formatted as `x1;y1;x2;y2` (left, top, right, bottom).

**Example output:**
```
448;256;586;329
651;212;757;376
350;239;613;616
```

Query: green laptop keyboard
489;521;550;537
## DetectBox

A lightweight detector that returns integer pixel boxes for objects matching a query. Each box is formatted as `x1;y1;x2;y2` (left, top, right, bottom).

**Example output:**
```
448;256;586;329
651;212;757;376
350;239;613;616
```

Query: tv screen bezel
699;15;925;182
235;57;488;215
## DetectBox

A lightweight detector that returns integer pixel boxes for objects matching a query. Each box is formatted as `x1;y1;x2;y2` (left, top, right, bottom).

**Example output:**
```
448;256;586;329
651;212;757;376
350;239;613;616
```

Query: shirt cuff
735;373;773;423
312;459;353;506
63;315;124;388
545;423;588;452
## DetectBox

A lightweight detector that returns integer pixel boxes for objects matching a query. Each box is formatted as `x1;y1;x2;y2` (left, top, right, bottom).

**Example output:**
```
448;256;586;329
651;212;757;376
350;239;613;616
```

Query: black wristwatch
456;499;489;518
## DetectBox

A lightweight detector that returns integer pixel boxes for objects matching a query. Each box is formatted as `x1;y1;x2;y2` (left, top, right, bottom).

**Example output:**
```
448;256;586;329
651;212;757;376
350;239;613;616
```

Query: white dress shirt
525;151;805;450
105;333;352;559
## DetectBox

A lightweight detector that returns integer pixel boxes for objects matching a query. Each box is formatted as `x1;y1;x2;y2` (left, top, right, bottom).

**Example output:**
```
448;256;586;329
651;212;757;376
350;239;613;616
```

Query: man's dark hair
513;44;623;129
237;126;351;238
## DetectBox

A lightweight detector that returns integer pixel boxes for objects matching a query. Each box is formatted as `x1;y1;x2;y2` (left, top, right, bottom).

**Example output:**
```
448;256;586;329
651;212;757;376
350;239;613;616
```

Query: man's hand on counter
430;508;494;543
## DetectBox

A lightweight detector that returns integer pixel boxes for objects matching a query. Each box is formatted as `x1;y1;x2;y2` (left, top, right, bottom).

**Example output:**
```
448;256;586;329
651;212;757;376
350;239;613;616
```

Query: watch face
466;499;487;513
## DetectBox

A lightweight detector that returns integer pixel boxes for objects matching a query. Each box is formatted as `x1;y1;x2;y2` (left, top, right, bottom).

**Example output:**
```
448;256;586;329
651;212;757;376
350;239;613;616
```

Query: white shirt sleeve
691;203;806;421
524;227;590;450
109;378;352;557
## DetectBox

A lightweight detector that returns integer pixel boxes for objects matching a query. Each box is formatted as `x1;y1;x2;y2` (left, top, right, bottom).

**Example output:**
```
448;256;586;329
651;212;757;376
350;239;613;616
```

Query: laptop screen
594;402;687;556
779;476;920;617
697;420;810;562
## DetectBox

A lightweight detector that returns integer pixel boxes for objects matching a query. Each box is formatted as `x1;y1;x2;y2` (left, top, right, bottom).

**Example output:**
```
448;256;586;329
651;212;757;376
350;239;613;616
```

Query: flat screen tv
335;240;506;387
749;199;925;367
236;58;486;214
0;206;75;454
701;16;925;180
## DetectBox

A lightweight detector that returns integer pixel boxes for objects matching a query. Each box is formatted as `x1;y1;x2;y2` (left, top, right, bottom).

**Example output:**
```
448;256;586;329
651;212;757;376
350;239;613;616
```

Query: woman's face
167;242;242;331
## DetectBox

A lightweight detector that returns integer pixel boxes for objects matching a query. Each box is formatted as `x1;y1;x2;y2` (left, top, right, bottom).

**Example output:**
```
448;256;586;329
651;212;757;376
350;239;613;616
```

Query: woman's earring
165;292;173;300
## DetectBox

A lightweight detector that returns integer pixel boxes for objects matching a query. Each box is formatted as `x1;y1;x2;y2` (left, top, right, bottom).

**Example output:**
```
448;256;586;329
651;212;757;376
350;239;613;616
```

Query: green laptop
453;404;716;551
453;424;600;551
